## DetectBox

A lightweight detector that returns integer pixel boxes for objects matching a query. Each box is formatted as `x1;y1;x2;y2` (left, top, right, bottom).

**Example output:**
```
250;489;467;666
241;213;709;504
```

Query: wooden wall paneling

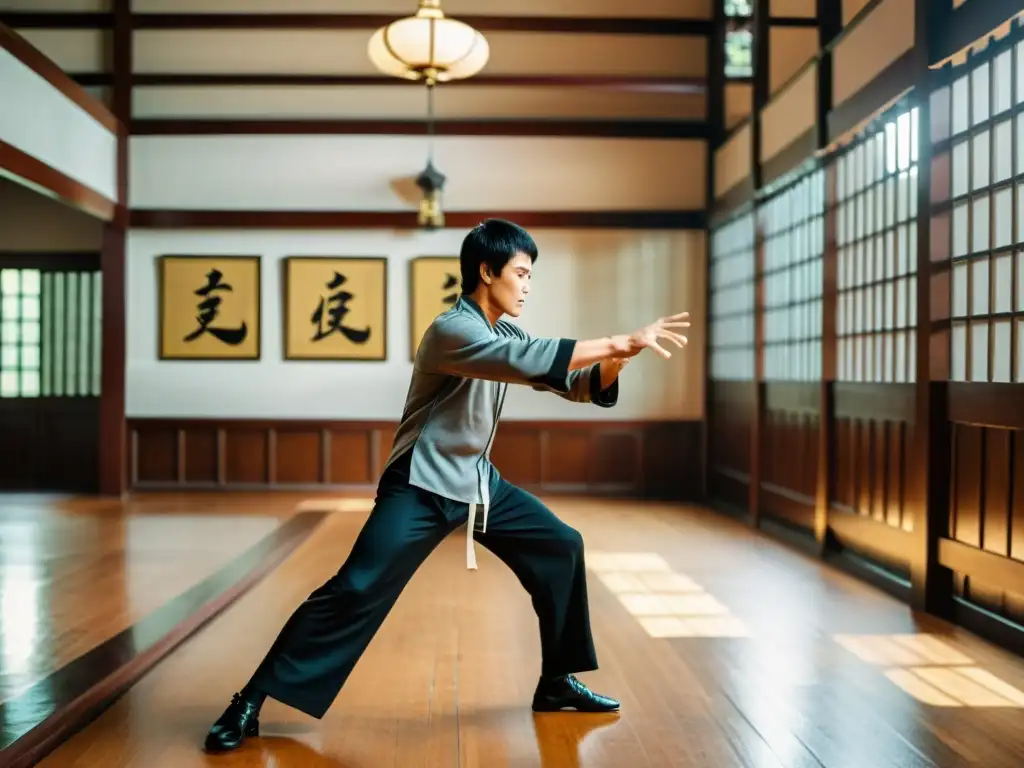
759;383;820;534
126;419;701;499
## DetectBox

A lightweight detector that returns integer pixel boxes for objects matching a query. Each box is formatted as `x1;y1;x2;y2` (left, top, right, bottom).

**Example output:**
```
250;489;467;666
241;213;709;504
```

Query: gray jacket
383;296;618;567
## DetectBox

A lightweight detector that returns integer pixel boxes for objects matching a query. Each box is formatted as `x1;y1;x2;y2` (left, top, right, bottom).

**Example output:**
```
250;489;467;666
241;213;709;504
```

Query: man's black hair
459;218;538;294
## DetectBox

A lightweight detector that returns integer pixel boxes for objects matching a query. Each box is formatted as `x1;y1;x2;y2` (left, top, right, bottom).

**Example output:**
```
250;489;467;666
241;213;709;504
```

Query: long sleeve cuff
528;338;575;393
589;365;619;407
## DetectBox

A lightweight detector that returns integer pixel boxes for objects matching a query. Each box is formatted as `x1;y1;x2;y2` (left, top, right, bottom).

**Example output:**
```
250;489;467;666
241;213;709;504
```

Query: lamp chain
426;81;436;163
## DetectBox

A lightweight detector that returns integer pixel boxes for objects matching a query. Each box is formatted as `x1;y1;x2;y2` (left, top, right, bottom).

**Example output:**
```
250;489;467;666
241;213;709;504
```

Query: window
760;170;826;381
710;212;757;380
835;106;920;383
724;0;754;79
0;268;102;398
1;269;41;397
933;40;1024;382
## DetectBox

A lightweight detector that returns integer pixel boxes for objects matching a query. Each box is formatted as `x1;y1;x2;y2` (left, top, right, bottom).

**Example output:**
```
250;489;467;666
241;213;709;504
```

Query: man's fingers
663;311;690;322
648;340;671;359
662;321;691;329
658;330;687;348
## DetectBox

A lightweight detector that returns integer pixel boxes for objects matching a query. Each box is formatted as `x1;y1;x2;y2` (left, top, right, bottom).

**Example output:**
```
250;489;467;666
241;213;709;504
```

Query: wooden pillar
747;0;771;528
99;0;131;497
813;0;843;550
702;0;727;501
908;0;953;615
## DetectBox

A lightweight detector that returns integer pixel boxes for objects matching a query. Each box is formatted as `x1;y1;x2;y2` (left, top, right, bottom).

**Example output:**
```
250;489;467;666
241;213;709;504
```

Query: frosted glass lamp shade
367;1;489;83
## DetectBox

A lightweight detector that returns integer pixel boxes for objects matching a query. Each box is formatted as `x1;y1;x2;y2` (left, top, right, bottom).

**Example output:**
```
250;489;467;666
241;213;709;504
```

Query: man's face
484;251;533;318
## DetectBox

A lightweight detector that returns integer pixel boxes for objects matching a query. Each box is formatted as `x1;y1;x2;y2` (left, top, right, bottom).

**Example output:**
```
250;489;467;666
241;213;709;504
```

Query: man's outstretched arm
422;311;689;393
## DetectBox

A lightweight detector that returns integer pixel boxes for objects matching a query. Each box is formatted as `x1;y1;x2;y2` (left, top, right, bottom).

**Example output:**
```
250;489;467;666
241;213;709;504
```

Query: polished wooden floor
0;493;293;707
7;494;1024;767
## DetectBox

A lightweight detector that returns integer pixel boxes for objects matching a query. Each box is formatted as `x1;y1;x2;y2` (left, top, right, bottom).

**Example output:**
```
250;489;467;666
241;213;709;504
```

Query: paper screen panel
759;170;825;381
835;103;920;383
710;212;757;380
934;39;1024;382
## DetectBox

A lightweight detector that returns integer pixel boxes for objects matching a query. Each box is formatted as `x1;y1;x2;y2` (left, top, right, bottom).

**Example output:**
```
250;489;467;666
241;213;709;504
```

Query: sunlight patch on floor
295;498;375;513
586;551;749;639
834;633;1024;708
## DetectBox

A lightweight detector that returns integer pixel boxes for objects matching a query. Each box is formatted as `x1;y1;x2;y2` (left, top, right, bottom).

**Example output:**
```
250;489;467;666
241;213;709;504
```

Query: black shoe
204;692;261;753
532;674;620;713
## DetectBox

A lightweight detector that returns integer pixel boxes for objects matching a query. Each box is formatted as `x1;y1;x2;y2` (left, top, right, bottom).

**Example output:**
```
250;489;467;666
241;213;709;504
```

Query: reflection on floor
835;633;1024;707
586;550;749;638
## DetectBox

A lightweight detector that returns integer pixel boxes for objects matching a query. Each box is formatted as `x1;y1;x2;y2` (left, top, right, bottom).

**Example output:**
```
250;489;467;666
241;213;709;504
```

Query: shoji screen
930;26;1024;629
708;209;757;510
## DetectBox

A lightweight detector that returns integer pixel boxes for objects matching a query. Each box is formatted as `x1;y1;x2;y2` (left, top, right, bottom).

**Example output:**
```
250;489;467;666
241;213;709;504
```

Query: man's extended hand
613;312;690;359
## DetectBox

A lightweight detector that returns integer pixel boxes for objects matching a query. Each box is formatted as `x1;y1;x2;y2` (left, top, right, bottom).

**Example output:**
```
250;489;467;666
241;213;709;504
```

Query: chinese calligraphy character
183;268;248;345
442;272;459;306
311;271;371;344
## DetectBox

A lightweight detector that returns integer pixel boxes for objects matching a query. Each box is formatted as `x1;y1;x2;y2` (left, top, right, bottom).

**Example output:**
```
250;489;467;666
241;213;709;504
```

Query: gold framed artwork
283;256;388;361
158;255;261;360
409;256;461;360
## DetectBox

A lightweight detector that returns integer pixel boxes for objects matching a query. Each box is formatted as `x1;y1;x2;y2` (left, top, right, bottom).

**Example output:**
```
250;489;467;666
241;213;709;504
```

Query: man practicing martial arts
205;218;690;753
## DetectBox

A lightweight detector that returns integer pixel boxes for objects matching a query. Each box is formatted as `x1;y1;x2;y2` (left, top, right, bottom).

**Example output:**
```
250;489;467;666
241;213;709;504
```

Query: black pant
247;452;599;719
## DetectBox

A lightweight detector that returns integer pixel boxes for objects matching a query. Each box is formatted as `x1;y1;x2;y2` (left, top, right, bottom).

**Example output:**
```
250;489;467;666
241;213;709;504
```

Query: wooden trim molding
938;538;1024;597
828;508;913;567
0;22;119;134
130;118;709;139
0;139;115;222
947;383;1024;431
0;511;328;768
128;209;708;230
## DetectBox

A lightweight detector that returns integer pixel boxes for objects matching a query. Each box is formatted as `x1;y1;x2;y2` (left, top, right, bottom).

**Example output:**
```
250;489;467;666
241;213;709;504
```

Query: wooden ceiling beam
130;118;709;139
75;74;706;93
1;12;712;36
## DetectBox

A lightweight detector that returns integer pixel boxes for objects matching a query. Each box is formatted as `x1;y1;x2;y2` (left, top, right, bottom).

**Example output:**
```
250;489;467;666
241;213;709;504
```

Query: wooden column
99;0;131;496
813;0;842;550
908;0;953;615
747;0;770;528
702;0;727;501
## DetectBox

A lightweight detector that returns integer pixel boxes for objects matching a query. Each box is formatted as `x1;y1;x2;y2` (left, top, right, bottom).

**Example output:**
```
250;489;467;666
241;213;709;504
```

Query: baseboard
950;598;1024;659
823;548;913;604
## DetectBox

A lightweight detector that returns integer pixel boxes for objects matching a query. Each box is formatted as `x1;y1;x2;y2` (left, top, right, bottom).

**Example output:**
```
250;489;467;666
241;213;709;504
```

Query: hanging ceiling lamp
367;0;490;87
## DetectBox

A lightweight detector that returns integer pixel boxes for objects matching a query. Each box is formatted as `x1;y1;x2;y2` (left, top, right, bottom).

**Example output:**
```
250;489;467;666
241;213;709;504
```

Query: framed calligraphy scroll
409;256;461;360
158;255;261;360
283;256;388;361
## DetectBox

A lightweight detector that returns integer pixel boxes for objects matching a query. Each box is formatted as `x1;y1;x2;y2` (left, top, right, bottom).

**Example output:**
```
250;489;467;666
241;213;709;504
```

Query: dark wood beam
0;140;115;221
132;13;713;35
75;73;706;93
0;12;110;29
0;23;118;132
0;12;714;36
128;210;707;230
934;3;1020;63
130;118;708;139
98;0;130;498
768;16;819;27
